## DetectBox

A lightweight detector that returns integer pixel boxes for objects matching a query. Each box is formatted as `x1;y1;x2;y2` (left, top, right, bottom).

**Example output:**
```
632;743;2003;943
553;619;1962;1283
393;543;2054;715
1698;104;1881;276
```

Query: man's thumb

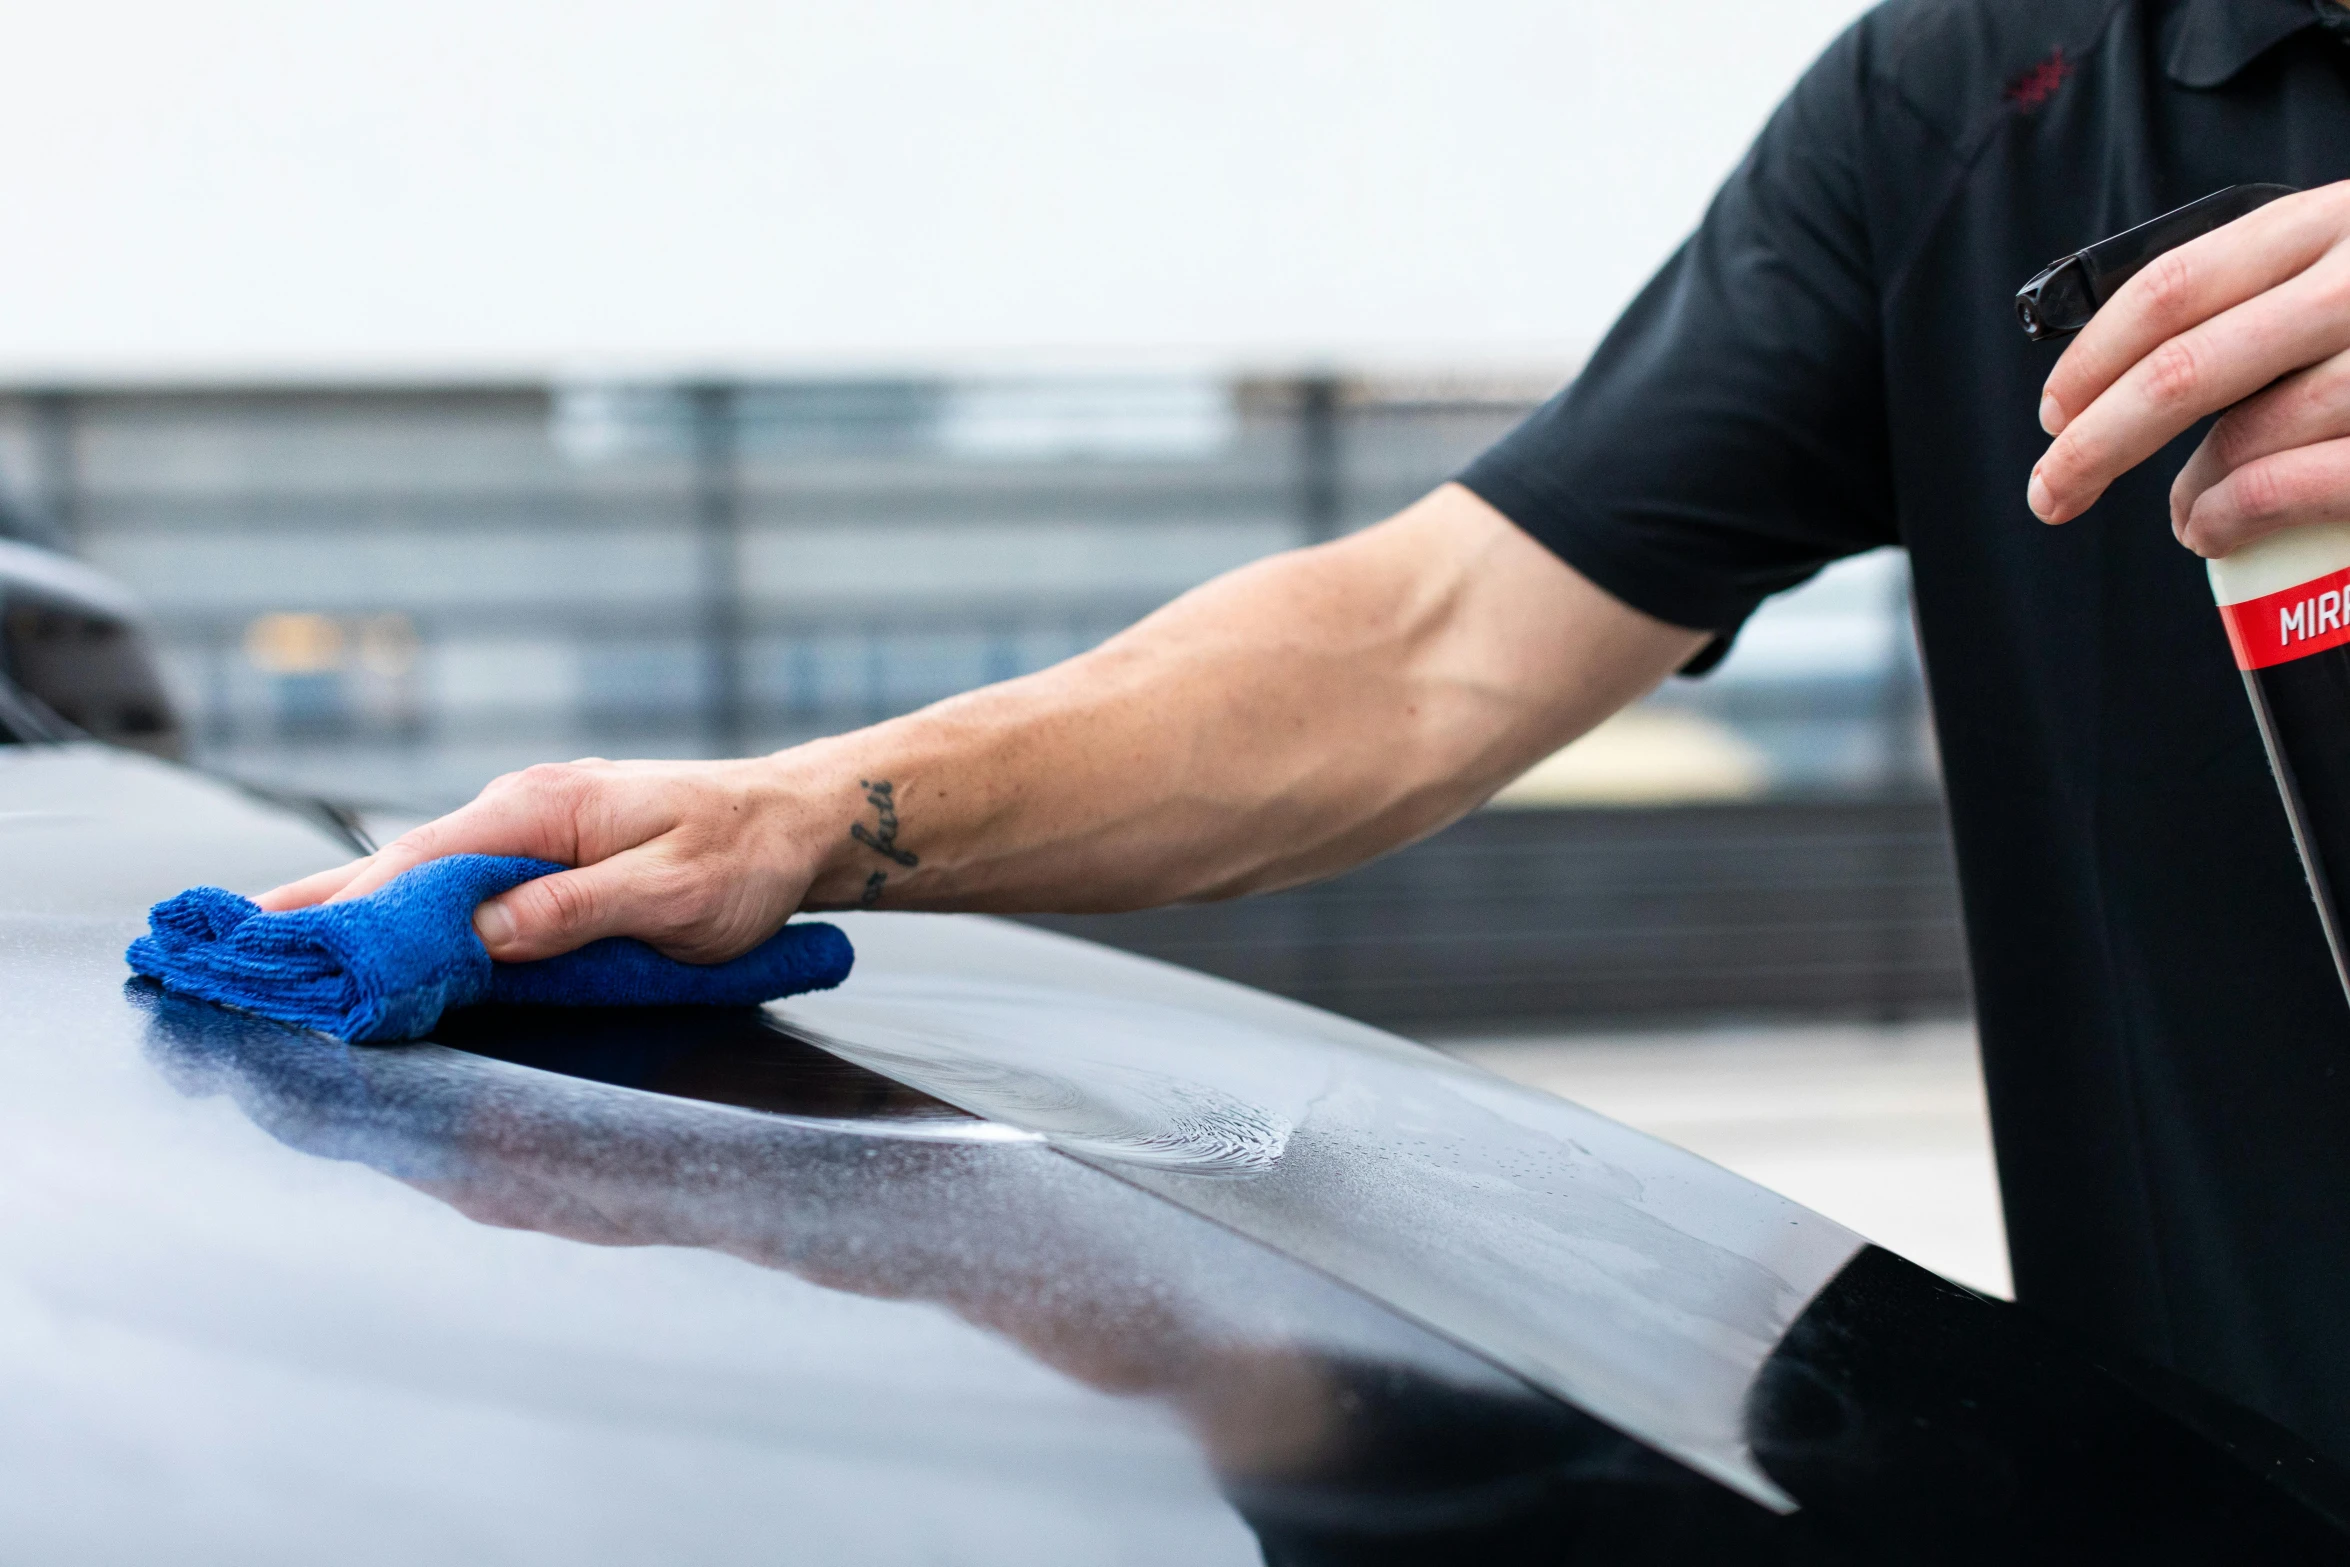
472;896;522;955
473;863;615;961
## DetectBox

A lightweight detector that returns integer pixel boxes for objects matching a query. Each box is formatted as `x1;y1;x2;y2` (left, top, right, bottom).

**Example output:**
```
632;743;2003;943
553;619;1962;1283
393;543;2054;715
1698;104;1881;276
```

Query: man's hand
256;756;847;964
2030;182;2350;557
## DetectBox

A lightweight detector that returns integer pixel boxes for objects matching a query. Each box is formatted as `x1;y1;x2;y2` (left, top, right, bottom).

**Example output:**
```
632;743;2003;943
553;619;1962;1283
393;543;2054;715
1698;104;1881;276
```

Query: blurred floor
1440;1020;2010;1298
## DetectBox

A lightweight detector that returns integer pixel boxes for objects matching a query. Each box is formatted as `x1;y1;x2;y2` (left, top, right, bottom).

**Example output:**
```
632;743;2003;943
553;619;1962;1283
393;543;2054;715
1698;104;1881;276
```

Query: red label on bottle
2218;564;2350;669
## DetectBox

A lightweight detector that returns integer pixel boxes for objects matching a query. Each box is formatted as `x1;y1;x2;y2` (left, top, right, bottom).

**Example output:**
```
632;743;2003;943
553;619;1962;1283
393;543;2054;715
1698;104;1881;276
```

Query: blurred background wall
0;0;1965;1032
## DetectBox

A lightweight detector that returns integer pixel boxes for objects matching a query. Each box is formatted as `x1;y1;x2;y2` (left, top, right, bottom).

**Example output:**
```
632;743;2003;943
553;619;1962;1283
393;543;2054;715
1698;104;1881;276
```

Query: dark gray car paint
0;747;1737;1563
9;744;2350;1565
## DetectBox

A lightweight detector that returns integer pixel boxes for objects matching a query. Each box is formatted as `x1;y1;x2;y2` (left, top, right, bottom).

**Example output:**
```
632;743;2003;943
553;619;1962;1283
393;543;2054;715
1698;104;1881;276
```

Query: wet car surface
6;742;2350;1564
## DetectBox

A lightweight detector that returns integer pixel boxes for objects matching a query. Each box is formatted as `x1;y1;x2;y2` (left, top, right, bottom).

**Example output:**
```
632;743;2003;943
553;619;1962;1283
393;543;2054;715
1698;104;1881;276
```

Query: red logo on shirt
2004;48;2073;111
2217;566;2350;670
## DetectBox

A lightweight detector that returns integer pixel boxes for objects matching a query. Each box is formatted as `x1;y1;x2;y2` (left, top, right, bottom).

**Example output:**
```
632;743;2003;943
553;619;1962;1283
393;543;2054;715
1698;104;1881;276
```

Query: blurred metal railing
1025;800;1969;1031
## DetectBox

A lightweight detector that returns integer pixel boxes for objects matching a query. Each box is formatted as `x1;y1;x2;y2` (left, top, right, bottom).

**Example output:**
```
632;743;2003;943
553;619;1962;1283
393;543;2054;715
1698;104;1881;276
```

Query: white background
0;0;1871;381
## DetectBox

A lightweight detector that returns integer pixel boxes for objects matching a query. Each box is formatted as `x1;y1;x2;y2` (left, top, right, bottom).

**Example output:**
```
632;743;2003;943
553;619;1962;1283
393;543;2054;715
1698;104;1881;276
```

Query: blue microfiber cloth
126;854;853;1043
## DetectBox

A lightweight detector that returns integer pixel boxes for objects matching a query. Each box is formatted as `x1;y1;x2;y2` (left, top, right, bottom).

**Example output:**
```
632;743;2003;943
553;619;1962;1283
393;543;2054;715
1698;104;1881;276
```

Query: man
268;0;2350;1460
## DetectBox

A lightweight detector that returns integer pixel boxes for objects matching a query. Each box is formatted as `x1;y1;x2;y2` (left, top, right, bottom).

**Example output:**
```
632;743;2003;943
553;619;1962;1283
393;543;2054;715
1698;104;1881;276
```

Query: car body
3;541;2348;1563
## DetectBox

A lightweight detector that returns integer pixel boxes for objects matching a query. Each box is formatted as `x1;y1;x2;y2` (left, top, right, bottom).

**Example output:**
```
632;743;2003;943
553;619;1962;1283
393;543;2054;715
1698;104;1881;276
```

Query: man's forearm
268;485;1705;961
792;484;1707;914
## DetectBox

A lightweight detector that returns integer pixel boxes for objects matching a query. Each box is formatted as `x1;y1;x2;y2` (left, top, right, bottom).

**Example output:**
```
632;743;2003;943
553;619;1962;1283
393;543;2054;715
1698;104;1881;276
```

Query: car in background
0;535;182;757
4;536;2349;1564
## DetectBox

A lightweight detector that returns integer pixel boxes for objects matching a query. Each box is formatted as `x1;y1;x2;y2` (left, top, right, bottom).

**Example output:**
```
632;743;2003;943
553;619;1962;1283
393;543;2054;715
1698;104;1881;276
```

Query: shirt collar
2169;0;2326;88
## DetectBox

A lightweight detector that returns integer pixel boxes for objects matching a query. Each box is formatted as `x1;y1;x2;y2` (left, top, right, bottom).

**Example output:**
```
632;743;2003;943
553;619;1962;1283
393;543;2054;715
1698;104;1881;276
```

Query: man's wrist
770;734;927;910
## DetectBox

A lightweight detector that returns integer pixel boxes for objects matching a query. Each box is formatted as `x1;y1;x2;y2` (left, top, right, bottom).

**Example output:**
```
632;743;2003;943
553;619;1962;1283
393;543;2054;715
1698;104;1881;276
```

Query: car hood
5;745;2347;1566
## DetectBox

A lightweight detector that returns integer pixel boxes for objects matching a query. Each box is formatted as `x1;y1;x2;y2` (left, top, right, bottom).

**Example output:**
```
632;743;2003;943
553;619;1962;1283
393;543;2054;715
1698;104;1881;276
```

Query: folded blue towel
126;854;853;1043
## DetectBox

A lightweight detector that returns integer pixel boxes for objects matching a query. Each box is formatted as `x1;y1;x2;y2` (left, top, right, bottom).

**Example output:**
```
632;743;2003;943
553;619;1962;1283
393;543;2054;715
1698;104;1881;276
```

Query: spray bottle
2016;183;2350;999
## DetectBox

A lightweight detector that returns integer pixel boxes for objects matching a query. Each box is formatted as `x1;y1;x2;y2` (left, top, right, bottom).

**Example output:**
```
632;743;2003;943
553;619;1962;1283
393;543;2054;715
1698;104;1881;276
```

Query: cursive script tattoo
859;869;888;908
850;778;919;868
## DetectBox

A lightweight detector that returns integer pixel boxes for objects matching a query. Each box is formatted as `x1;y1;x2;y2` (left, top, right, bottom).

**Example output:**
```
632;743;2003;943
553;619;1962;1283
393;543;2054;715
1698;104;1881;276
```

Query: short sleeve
1457;19;1898;672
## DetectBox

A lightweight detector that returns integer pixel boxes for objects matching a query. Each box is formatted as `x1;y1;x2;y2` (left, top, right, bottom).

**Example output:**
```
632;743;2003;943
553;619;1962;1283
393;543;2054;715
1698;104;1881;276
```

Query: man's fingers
324;817;525;904
2043;188;2347;433
2034;256;2350;524
2171;348;2350;531
255;858;374;911
323;765;604;904
2176;435;2350;557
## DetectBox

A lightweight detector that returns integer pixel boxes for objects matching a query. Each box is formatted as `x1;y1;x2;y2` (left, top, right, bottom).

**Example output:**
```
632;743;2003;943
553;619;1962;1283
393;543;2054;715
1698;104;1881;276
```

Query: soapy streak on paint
782;977;1867;1514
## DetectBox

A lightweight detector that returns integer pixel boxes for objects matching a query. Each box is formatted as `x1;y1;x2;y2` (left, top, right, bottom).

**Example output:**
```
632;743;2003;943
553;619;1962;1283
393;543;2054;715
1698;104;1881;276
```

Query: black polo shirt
1459;0;2350;1459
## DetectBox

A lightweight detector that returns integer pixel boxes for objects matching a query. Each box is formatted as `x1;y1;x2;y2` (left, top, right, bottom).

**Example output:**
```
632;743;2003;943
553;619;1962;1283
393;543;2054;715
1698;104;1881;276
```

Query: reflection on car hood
783;946;1861;1510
